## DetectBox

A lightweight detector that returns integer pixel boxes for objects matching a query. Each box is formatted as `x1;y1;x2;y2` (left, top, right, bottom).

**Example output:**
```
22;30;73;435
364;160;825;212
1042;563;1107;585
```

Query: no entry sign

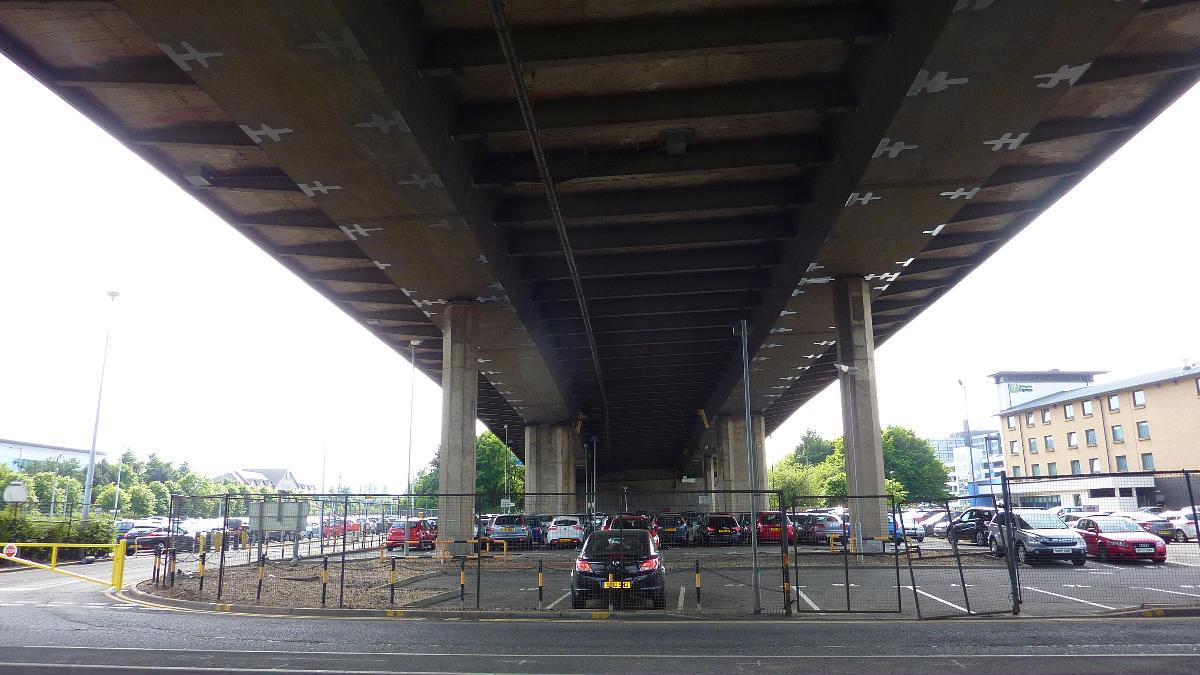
2;543;17;558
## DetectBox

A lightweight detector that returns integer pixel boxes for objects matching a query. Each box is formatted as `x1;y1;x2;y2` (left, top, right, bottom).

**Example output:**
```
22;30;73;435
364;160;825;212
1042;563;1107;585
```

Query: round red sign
2;543;16;558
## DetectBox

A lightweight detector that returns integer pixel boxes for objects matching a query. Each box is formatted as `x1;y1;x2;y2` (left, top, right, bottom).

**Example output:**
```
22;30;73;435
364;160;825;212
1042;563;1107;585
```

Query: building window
1119;487;1133;497
1044;435;1054;451
1070;460;1081;475
1010;440;1019;455
1047;462;1057;476
1108;394;1120;411
1137;421;1150;439
1082;400;1093;417
1031;464;1041;477
1116;455;1128;472
1028;437;1038;453
1141;453;1155;471
1089;458;1101;474
1132;389;1145;407
1007;415;1017;430
1063;403;1074;420
1111;424;1124;443
1025;412;1035;427
1085;428;1096;446
1012;466;1022;477
1089;488;1116;498
1041;408;1051;423
1067;431;1078;448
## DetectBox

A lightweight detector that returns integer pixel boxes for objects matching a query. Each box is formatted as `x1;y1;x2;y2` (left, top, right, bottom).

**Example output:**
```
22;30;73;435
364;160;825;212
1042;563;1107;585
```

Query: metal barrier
1;542;126;588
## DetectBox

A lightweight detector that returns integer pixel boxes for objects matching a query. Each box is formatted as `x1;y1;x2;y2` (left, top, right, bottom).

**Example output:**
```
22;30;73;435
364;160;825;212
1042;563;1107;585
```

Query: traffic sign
3;482;28;504
2;543;17;558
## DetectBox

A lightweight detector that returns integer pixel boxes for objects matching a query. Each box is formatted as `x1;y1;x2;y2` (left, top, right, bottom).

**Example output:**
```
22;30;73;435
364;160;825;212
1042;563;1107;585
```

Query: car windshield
555;519;578;526
707;516;737;528
1095;518;1143;532
584;532;651;558
1018;513;1068;529
494;516;522;526
613;517;650;529
658;516;683;526
760;513;782;525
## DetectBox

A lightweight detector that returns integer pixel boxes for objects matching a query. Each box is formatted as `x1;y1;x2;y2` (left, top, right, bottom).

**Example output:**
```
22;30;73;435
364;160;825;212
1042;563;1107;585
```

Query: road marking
0;578;89;591
1135;587;1200;598
676;586;685;611
796;589;820;611
1166;560;1200;567
1023;586;1115;610
902;586;969;614
544;591;570;610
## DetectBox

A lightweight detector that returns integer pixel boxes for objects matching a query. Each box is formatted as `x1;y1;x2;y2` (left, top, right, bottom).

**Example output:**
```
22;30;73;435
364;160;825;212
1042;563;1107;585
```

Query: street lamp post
957;379;975;504
404;339;421;557
503;424;509;513
82;290;119;523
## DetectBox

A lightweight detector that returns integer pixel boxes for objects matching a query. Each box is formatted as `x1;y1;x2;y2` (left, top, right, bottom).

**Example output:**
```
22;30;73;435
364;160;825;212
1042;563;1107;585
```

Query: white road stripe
0;579;88;591
1023;586;1115;610
1136;586;1200;598
902;586;969;614
796;589;820;611
544;591;570;609
1166;560;1200;567
676;585;686;611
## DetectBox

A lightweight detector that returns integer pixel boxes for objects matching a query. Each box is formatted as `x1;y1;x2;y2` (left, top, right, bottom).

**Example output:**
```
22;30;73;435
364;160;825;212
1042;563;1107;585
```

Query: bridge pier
524;422;577;516
834;278;887;548
438;302;478;553
714;415;766;514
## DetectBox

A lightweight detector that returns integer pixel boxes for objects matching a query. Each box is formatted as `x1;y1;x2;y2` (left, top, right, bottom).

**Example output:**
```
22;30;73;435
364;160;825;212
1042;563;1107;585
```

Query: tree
147;481;171;515
94;484;129;515
881;426;951;503
792;429;837;466
143;453;180;483
127;484;157;517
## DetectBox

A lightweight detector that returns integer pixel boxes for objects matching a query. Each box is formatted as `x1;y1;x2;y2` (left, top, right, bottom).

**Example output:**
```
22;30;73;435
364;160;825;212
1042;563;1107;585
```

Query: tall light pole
82;290;119;522
404;339;421;556
503;424;509;513
958;379;975;502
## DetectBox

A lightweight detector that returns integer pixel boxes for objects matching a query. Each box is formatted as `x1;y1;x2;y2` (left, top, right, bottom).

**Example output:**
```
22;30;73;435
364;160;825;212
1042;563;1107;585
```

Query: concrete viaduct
3;0;1199;545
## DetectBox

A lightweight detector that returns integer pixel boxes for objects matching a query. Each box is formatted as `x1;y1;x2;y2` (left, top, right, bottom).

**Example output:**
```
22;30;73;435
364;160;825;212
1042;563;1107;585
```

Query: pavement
3;541;1200;674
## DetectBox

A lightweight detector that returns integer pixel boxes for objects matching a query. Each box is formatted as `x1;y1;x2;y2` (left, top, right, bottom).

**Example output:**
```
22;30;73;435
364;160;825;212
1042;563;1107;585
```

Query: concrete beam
531;270;771;302
522;246;780;281
509;216;793;256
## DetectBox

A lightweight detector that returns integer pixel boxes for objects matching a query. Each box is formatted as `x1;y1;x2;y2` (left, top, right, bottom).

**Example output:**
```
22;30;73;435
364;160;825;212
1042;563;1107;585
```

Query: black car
698;513;744;546
654;513;691;547
571;529;666;609
948;506;998;546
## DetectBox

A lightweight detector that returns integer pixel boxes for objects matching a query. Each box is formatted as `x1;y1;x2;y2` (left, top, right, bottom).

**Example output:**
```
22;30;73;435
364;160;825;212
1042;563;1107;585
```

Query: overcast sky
2;54;1198;491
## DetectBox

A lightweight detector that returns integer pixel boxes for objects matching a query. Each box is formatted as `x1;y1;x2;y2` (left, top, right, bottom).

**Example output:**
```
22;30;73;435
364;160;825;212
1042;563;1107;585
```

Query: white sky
2;54;1198;490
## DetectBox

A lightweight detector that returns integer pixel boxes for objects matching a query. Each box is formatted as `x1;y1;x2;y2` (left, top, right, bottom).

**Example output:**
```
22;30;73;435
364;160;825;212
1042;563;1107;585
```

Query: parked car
487;514;534;548
698;513;744;546
603;514;661;548
129;525;196;553
114;520;137;543
801;513;848;544
1138;505;1167;515
888;513;924;542
1162;510;1198;542
987;509;1086;565
119;525;160;554
1073;515;1167;563
653;513;692;548
919;511;960;536
1108;512;1175;543
755;511;795;544
526;515;546;545
545;516;587;548
385;519;436;551
947;506;997;546
571;529;666;609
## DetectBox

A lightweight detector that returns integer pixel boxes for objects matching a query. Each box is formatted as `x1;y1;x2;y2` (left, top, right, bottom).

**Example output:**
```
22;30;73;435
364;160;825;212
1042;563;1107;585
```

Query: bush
0;508;117;563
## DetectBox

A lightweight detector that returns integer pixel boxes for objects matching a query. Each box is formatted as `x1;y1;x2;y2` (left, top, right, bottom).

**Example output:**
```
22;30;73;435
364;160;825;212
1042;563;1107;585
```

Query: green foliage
93;484;128;515
146;481;171;514
403;433;525;512
792;429;838;466
881;426;951;503
0;508;117;562
127;484;156;517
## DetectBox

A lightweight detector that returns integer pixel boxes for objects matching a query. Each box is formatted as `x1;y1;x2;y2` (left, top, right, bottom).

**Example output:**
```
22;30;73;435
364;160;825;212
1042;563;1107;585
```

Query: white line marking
0;579;89;591
796;589;820;611
1098;563;1121;569
677;585;685;611
1136;586;1200;598
1023;586;1115;610
903;586;969;613
544;591;570;610
1166;560;1200;567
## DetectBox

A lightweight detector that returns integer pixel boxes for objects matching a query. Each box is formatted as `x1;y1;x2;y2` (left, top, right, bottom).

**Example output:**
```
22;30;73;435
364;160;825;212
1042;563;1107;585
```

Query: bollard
538;559;544;610
379;543;385;561
151;549;160;584
256;555;265;601
169;549;177;587
782;551;792;617
459;559;466;608
608;572;614;613
198;552;206;594
321;556;329;607
695;560;702;614
390;557;396;606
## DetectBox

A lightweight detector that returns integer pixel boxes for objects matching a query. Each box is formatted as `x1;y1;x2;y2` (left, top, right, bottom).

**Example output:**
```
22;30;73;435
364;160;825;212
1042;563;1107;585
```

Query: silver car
988;509;1086;566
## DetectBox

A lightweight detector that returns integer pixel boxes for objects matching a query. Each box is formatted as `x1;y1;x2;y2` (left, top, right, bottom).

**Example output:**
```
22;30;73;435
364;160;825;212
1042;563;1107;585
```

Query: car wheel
1097;543;1109;562
1175;529;1189;543
975;530;987;547
990;537;1004;558
1016;542;1029;566
571;589;585;609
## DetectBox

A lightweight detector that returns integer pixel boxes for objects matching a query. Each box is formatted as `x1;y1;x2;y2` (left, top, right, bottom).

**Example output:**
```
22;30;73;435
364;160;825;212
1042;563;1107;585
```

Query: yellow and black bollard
389;557;397;606
321;556;329;607
695;559;702;614
538;559;544;610
256;555;265;601
459;558;466;608
151;548;160;585
169;549;177;587
198;551;206;594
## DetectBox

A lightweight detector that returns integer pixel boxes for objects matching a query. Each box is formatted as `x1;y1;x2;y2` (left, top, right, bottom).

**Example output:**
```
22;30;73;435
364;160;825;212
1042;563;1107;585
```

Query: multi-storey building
993;365;1200;510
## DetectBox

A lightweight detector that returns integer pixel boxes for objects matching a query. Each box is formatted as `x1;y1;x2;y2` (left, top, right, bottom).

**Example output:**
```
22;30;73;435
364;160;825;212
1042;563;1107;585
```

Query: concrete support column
833;278;887;547
524;422;577;516
703;454;717;512
715;415;766;515
438;302;477;552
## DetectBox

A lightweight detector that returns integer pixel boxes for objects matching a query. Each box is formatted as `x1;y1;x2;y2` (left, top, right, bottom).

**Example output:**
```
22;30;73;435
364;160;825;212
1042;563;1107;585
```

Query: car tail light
576;559;592;572
639;558;660;572
706;527;715;532
733;526;741;531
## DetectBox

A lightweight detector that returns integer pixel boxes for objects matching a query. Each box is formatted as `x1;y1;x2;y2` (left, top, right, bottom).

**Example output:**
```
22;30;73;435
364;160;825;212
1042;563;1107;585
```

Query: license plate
719;529;730;533
664;528;676;532
503;527;514;532
770;528;779;532
1160;531;1173;537
560;538;572;543
1052;547;1071;554
1136;545;1153;549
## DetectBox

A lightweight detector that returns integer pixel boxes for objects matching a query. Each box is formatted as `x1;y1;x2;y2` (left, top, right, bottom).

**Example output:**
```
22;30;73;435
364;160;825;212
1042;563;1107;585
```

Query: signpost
3;482;29;505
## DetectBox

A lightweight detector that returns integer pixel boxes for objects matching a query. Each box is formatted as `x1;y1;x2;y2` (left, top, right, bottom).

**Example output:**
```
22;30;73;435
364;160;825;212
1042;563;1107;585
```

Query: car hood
1024;528;1081;540
1101;531;1164;544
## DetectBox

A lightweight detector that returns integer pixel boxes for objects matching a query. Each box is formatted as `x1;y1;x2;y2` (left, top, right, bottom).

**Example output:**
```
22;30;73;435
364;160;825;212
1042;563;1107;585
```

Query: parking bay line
1166;560;1200;567
901;586;968;614
1023;586;1115;610
544;591;570;610
677;586;685;611
796;589;820;611
1135;587;1200;598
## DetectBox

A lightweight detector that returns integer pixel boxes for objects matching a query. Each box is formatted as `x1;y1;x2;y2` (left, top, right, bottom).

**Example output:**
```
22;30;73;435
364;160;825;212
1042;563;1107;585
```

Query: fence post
339;494;348;608
780;492;791;616
897;498;921;618
1000;474;1021;615
1184;470;1200;557
217;493;229;601
459;558;466;608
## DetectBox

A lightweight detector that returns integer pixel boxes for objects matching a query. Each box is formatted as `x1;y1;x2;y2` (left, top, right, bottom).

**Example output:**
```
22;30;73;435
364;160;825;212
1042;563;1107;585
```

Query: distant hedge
0;508;117;563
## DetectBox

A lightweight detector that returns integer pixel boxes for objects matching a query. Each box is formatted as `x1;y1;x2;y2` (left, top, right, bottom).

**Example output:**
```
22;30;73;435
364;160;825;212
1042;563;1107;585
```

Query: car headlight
1028;535;1045;545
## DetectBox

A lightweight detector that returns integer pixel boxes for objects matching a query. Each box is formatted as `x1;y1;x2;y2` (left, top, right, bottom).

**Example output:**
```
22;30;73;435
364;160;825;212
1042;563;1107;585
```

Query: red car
756;511;795;544
1074;516;1167;563
386;519;436;551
